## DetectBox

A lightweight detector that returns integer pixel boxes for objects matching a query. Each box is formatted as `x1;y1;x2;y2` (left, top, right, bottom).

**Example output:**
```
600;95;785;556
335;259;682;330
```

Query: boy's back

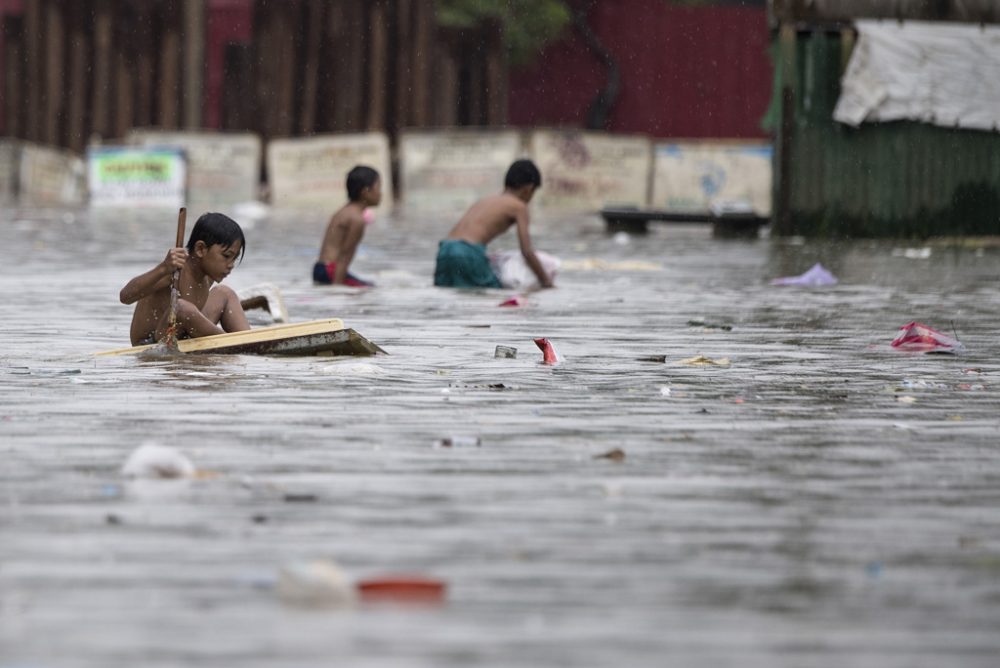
444;193;525;245
433;159;553;290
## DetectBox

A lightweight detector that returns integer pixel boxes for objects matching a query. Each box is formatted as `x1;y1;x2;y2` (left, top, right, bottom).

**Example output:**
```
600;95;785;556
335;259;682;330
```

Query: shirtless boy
120;212;250;345
313;165;381;287
434;159;554;289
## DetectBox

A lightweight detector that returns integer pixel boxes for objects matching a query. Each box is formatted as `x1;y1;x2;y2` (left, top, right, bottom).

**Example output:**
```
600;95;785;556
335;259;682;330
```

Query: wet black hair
186;212;246;262
504;159;542;190
346;165;380;201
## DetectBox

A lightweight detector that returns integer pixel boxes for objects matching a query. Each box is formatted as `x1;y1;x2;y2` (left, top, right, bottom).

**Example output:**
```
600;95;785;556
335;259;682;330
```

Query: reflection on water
2;208;999;667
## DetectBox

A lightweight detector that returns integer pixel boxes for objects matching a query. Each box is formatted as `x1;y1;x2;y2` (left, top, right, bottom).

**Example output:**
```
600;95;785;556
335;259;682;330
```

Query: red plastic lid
356;576;447;603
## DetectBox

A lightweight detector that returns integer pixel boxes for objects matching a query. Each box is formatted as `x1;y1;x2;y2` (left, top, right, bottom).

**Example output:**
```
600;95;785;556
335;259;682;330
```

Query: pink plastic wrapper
499;295;527;307
890;322;965;354
533;338;559;365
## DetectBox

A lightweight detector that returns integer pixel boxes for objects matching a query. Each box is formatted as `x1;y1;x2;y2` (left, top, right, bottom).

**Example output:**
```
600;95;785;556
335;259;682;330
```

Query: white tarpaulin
834;20;1000;132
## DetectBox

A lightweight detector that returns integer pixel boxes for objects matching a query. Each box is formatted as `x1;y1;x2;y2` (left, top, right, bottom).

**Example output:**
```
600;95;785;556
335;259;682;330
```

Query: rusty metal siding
776;29;1000;237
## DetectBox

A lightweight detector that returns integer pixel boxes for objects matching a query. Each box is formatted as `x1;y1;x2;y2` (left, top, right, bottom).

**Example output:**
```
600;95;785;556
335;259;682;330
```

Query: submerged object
121;443;195;479
357;575;446;604
534;338;559;365
95;319;385;357
890;322;966;353
770;262;838;287
277;560;355;608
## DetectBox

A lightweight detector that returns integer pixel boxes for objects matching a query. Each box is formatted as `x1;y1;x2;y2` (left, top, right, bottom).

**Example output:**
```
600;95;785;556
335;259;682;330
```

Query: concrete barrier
19;143;86;208
399;129;523;214
528;130;652;213
128;130;262;211
0;140;18;205
266;132;392;212
651;141;772;215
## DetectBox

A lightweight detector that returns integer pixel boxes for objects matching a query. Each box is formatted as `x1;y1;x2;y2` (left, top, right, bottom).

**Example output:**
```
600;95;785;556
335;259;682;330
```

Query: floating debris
679;355;730;366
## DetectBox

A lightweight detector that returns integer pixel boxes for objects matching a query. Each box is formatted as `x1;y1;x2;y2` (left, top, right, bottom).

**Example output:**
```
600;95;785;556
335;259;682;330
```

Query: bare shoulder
328;204;361;228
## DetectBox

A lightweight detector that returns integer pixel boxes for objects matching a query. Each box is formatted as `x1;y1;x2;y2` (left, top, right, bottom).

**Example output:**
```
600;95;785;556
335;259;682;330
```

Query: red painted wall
508;1;773;139
205;0;255;129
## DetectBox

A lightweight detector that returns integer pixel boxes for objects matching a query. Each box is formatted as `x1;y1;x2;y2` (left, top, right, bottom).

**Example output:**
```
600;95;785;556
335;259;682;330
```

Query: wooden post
66;1;88;152
222;43;254;131
394;0;413;131
159;0;180;129
433;40;458;127
113;31;133;140
299;0;325;134
774;23;797;236
23;0;40;141
92;0;113;140
183;0;205;129
42;0;65;146
335;0;366;131
367;0;389;132
274;1;296;137
410;0;433;127
135;1;154;129
484;20;508;126
3;16;23;138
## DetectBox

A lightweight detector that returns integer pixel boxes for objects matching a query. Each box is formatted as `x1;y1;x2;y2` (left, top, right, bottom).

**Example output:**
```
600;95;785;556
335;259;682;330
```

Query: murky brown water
2;207;999;667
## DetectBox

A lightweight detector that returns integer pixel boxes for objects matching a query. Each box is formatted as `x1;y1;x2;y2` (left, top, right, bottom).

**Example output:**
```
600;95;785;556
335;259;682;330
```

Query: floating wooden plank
95;319;386;357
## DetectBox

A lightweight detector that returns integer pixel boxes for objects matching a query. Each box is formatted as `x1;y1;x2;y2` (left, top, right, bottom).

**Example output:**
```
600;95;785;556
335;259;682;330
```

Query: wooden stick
163;207;187;349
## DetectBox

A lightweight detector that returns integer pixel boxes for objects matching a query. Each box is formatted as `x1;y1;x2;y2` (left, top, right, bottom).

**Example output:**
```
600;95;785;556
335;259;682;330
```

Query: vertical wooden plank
159;0;181;129
774;22;797;235
340;0;366;131
299;0;325;134
92;0;113;139
274;1;296;137
432;40;457;127
113;23;133;140
2;16;23;138
410;0;433;127
367;0;388;131
135;1;154;129
222;43;254;130
183;0;205;129
393;0;412;131
43;0;65;146
24;0;41;141
66;1;88;152
484;20;507;126
319;0;343;131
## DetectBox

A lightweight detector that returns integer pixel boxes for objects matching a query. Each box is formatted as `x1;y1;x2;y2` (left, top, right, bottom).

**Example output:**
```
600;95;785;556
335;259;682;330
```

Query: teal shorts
433;239;501;288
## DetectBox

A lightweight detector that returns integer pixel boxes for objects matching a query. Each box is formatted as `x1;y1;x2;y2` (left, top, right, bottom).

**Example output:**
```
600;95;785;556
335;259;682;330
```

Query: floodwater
2;206;999;668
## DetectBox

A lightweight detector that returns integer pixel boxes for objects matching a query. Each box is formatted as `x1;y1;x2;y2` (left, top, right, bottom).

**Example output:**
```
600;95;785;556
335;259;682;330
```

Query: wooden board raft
95;319;386;357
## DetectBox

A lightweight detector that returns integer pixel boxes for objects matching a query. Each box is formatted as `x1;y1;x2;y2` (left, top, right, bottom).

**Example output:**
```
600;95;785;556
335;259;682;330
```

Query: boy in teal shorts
434;159;554;289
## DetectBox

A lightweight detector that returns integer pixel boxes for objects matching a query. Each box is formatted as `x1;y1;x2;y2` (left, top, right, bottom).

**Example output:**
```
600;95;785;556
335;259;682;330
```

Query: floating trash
770;262;838;287
277;560;355;609
890;322;965;354
121;443;195;479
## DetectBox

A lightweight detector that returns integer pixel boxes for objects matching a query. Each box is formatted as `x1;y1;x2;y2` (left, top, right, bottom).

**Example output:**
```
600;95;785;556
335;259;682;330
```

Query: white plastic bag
489;250;561;290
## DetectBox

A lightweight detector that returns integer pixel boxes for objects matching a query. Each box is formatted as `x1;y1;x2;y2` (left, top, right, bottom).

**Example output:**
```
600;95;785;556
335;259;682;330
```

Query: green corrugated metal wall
772;30;1000;238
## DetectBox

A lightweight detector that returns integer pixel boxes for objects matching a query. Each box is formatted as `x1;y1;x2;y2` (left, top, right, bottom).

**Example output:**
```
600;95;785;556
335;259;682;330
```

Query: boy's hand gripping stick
163;207;187;349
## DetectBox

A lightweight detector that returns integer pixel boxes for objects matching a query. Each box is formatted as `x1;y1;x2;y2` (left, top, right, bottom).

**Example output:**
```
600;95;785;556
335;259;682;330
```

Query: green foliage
437;0;572;66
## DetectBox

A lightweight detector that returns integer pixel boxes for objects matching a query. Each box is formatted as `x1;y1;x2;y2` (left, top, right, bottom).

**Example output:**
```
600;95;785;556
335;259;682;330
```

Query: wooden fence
0;0;507;153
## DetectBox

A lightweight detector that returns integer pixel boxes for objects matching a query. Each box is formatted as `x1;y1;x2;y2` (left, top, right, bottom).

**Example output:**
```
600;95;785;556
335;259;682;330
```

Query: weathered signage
86;146;186;208
651;142;772;214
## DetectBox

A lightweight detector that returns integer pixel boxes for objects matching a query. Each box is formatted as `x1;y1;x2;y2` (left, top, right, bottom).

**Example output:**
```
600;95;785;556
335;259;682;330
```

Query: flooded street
2;208;999;667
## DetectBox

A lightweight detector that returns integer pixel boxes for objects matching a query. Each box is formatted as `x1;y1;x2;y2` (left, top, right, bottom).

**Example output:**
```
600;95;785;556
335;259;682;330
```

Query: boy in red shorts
313;165;381;287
